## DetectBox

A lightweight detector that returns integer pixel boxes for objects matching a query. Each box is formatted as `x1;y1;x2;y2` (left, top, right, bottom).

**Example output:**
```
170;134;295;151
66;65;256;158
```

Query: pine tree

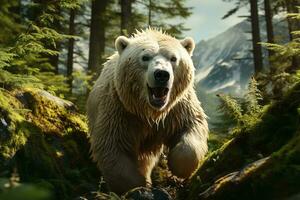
88;0;110;81
222;0;264;75
0;0;24;45
264;0;275;62
142;0;192;37
250;0;264;75
260;7;300;99
120;0;135;35
67;8;76;92
0;0;86;96
285;1;300;73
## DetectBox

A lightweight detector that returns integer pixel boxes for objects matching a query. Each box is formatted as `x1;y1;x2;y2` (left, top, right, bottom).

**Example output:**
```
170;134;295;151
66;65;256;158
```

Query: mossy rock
184;83;300;199
0;88;100;199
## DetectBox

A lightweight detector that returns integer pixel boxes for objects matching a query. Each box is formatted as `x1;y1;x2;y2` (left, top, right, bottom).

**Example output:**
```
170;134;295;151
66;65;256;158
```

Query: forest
0;0;299;199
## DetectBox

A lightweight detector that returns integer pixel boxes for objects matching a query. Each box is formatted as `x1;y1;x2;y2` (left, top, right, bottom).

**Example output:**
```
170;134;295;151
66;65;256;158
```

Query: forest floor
0;83;300;200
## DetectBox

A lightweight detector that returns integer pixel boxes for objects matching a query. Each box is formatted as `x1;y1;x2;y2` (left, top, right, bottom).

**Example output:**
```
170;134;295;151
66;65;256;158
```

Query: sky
181;0;249;42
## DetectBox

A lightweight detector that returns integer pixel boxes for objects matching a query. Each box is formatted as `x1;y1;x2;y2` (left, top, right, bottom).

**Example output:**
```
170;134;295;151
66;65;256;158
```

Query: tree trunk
148;0;152;26
120;0;133;35
88;0;109;81
10;0;22;22
67;8;76;93
48;3;61;74
49;45;60;74
26;0;61;74
285;0;300;73
250;0;263;75
264;0;275;63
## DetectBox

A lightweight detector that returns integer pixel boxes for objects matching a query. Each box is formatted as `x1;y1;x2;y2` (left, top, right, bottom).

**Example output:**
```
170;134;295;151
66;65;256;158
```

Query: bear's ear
115;36;130;54
180;37;195;56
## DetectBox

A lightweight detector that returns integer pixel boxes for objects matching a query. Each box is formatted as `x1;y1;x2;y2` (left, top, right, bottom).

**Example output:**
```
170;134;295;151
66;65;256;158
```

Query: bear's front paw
167;141;200;179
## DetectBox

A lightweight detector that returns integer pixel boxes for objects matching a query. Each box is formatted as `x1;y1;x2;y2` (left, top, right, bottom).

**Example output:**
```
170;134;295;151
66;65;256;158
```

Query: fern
244;77;262;114
0;49;15;69
217;94;243;124
214;78;264;135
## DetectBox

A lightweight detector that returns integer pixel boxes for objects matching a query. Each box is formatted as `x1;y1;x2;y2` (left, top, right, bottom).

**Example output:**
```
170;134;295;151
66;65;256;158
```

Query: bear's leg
167;128;208;179
101;153;147;194
138;148;162;184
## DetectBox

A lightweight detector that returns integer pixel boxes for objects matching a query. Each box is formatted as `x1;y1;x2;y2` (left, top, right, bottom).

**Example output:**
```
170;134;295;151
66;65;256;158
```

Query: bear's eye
142;55;151;62
170;56;177;62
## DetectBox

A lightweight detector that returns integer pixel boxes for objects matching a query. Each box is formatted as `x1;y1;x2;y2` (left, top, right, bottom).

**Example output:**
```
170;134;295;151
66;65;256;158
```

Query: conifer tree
120;0;135;35
250;0;263;75
67;8;76;92
285;0;300;73
0;0;85;95
260;4;300;99
222;0;264;75
142;0;192;37
88;0;110;81
264;0;275;63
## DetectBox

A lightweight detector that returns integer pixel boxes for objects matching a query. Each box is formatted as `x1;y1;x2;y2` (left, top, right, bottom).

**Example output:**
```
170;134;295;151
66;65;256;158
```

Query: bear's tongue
151;87;168;99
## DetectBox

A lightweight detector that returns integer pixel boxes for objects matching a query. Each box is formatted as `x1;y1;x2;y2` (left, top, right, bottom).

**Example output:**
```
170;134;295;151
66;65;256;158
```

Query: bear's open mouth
147;85;169;108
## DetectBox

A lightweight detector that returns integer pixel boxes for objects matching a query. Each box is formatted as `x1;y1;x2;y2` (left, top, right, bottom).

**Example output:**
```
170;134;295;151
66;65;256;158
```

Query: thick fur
87;29;208;194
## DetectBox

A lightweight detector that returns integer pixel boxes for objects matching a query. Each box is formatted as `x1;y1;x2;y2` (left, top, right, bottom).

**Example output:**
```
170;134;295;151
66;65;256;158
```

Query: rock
124;187;172;200
199;157;271;199
0;88;100;199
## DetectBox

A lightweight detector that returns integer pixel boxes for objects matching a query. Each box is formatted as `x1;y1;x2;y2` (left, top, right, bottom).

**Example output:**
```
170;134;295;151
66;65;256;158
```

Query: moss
0;182;51;200
0;88;100;199
207;132;228;152
196;132;300;200
68;114;88;133
185;82;300;199
0;89;29;159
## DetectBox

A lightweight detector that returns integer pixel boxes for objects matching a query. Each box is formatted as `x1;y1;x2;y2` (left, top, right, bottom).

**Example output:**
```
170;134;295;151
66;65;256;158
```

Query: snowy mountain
193;16;289;96
193;16;289;127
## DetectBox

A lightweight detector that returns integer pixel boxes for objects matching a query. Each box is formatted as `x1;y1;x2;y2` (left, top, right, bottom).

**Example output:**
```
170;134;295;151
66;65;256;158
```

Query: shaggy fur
87;29;208;194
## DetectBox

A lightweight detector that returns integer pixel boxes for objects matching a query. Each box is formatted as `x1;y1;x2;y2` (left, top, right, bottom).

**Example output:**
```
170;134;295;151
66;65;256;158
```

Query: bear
87;29;208;194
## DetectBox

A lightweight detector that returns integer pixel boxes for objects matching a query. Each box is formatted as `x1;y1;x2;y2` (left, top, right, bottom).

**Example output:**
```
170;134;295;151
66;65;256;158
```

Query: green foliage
260;41;300;62
259;10;300;100
0;172;51;200
147;0;192;37
213;78;263;135
186;82;300;200
0;0;88;98
0;88;99;199
0;89;29;159
244;77;262;114
217;94;243;124
0;0;24;44
68;71;93;112
0;50;15;69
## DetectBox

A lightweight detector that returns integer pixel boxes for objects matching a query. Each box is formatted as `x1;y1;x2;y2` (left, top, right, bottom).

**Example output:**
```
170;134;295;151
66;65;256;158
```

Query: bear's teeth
152;94;160;100
152;94;167;101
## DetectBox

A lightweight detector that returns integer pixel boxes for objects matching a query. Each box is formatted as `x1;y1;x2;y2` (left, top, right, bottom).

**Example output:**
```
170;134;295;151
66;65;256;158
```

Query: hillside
184;82;300;200
194;16;289;127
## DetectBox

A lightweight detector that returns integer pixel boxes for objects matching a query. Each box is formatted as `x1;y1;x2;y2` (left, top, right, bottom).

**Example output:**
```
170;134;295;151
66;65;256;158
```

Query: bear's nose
154;69;170;83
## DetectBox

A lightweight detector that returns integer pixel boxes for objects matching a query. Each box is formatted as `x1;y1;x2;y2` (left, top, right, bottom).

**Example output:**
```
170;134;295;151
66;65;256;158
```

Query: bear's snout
154;69;170;85
147;55;174;89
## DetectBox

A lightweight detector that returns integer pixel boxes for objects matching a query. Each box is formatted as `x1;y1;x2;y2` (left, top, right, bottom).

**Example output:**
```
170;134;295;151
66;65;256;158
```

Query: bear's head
114;29;195;122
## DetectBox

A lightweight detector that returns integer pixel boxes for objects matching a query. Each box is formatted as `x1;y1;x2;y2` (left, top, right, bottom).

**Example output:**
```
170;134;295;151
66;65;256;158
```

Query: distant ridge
193;16;288;96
